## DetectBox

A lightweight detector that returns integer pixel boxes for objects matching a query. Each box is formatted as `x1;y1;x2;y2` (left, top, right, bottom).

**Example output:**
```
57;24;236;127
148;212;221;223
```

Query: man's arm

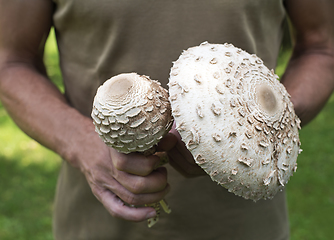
281;0;334;126
0;0;169;222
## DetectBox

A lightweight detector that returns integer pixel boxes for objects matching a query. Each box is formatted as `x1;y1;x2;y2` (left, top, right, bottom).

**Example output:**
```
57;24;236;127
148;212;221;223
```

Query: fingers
92;185;158;222
113;167;169;194
81;144;171;223
164;122;196;165
88;166;170;222
162;122;206;177
110;181;170;207
99;174;170;206
111;149;169;198
111;150;161;176
156;132;178;152
167;145;206;177
107;149;169;199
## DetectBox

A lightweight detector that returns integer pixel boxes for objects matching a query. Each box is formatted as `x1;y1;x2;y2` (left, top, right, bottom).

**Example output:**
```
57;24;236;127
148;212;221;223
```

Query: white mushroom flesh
168;42;302;201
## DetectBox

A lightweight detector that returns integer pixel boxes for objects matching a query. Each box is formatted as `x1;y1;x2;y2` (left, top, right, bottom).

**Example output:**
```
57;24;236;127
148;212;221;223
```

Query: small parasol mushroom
91;73;174;227
168;42;302;201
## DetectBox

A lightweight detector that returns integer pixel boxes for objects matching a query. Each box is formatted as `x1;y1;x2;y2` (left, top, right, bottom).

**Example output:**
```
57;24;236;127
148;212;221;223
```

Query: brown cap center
256;84;278;115
107;77;134;99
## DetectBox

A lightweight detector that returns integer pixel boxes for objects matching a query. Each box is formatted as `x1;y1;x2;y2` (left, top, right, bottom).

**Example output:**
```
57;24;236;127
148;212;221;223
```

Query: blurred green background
0;29;333;240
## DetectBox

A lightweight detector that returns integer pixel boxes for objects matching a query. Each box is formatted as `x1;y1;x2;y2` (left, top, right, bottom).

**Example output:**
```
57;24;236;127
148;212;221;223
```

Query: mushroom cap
168;42;302;201
92;73;174;154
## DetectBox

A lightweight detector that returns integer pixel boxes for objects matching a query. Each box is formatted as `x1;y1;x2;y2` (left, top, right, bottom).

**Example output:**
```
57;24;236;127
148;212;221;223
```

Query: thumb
156;133;178;152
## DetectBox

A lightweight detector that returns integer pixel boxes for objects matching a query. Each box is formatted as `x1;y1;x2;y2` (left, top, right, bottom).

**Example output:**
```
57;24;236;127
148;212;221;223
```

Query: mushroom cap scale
92;73;173;154
169;42;302;201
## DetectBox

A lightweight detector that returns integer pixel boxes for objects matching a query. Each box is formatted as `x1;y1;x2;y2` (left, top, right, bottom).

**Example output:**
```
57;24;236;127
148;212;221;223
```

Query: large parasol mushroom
168;42;302;201
91;73;173;227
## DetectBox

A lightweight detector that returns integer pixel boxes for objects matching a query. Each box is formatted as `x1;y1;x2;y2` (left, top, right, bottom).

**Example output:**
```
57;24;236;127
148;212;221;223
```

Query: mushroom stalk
91;73;174;227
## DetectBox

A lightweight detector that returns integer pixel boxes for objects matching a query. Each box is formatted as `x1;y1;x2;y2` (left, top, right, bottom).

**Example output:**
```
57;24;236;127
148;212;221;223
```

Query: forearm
281;49;334;126
0;62;94;167
282;0;334;127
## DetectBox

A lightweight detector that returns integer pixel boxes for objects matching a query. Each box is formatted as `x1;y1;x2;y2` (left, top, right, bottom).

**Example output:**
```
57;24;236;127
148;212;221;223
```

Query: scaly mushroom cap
168;42;302;201
92;73;173;155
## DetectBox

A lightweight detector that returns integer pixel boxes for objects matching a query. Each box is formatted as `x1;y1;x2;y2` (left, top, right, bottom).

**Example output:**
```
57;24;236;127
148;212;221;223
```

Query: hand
76;128;170;222
157;122;206;178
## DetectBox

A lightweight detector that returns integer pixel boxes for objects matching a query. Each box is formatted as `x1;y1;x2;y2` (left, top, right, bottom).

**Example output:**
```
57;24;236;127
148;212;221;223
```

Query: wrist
57;109;101;169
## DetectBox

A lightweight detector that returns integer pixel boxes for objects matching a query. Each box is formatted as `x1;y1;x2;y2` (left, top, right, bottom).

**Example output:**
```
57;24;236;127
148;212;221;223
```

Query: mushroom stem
146;199;171;228
145;153;171;227
159;199;172;214
91;73;174;227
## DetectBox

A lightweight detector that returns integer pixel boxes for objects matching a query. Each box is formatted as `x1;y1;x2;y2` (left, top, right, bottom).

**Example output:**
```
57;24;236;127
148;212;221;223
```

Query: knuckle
140;166;154;177
154;168;168;184
124;193;140;206
113;157;127;171
129;178;146;194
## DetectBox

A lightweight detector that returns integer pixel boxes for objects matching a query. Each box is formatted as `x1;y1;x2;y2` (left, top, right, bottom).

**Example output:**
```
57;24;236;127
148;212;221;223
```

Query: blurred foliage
43;29;64;92
287;95;334;240
0;28;62;240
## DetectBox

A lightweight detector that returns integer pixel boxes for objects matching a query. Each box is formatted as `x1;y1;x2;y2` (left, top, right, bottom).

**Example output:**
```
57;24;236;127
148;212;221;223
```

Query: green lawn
287;97;334;240
0;30;333;239
0;29;62;240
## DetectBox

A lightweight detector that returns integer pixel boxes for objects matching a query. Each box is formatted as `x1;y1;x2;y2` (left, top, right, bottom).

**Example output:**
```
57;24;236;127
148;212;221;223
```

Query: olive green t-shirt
52;0;290;239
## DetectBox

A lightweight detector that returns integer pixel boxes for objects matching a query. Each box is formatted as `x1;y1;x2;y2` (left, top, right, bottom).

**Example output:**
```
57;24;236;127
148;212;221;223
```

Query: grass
286;97;334;240
0;29;62;240
0;31;333;239
277;47;334;240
